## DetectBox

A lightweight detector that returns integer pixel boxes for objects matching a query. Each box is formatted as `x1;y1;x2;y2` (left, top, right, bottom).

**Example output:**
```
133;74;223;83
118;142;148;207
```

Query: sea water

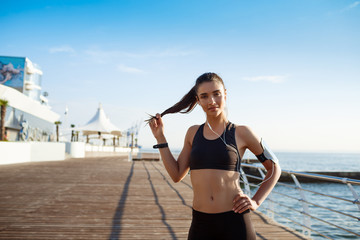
142;149;360;239
253;182;360;239
245;151;360;172
248;152;360;240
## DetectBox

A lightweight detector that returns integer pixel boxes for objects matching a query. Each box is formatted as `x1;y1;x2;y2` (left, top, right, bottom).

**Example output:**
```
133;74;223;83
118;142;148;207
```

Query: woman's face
196;81;226;117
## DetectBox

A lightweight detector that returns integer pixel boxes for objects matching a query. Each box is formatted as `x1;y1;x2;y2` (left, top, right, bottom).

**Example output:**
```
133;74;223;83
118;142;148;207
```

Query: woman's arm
233;126;281;213
149;114;192;183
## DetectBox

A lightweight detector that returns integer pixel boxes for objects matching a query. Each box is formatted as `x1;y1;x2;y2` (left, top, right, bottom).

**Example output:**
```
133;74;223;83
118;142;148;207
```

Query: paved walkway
0;155;309;239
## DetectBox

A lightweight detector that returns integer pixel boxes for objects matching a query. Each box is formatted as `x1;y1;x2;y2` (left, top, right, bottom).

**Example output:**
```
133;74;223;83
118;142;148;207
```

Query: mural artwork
0;56;25;92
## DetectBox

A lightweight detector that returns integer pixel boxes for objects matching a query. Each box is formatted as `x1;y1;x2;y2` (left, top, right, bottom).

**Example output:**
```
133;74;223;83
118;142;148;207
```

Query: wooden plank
0;155;310;239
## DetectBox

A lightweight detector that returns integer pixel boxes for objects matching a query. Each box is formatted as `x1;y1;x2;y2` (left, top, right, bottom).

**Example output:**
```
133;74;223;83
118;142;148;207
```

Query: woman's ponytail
146;86;197;122
160;86;197;117
146;72;224;122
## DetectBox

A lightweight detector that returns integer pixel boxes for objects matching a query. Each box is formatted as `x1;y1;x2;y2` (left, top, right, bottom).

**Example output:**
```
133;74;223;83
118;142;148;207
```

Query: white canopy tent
77;104;122;137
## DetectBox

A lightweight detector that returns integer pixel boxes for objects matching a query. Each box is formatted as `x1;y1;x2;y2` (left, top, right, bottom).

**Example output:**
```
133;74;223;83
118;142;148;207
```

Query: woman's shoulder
232;123;251;131
184;124;202;144
232;124;257;138
187;124;202;134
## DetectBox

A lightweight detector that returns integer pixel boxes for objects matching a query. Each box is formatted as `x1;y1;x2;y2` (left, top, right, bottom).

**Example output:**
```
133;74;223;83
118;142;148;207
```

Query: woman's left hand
232;193;259;213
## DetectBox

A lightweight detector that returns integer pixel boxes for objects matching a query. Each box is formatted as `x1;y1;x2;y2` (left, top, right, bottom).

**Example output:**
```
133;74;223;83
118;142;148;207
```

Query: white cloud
84;49;119;59
84;48;196;60
242;75;287;83
149;49;196;58
49;45;75;54
117;64;144;74
349;1;360;8
341;1;360;12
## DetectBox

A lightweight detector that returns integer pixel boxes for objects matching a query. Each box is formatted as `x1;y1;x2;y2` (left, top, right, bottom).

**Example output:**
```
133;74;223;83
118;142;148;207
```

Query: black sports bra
189;122;241;172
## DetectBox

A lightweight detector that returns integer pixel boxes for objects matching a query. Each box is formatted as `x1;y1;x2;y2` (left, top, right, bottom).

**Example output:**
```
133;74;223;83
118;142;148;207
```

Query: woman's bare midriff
190;169;243;213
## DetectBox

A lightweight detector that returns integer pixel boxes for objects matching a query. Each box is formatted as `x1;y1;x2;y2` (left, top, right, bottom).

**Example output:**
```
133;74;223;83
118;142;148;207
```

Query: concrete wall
30;142;66;162
0;142;139;165
85;144;139;153
84;144;139;158
65;142;85;158
0;142;65;165
0;142;31;164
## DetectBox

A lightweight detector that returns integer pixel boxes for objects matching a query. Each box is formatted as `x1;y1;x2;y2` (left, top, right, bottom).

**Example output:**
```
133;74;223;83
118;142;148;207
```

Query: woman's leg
222;210;256;240
188;209;215;240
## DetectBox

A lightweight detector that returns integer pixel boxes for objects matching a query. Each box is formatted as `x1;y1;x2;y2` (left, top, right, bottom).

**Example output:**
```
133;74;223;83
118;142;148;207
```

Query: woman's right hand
149;113;165;140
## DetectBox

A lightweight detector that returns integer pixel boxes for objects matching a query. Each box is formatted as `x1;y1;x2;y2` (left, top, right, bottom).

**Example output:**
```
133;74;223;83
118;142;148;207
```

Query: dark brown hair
146;72;225;121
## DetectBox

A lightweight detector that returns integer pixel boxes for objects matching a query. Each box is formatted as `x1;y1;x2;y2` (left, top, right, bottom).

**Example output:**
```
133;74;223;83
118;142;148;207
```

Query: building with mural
0;56;59;141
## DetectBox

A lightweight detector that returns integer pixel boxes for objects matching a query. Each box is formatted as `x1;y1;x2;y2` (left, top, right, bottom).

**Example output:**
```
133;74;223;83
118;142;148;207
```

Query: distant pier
242;159;360;182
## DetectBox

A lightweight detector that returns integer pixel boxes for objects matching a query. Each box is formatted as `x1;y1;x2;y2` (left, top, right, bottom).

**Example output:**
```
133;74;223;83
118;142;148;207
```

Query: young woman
149;72;281;240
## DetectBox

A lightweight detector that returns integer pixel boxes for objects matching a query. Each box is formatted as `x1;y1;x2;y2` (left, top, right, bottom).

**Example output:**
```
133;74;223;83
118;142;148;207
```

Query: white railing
240;163;360;240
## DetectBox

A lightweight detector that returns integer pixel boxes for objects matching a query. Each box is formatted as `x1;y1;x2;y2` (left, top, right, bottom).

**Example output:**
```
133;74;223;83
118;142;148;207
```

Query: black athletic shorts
188;209;256;240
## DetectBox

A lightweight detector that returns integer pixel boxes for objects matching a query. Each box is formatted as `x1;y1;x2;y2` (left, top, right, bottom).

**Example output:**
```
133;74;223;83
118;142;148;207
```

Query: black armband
256;138;279;164
256;152;268;163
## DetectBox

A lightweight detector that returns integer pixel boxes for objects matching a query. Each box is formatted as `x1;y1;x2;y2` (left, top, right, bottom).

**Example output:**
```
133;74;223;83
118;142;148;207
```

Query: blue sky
1;0;359;152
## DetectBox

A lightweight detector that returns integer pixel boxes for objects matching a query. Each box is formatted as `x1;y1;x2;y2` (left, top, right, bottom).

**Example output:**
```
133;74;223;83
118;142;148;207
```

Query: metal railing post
342;178;360;212
258;168;275;219
240;167;251;196
291;174;311;237
240;163;360;239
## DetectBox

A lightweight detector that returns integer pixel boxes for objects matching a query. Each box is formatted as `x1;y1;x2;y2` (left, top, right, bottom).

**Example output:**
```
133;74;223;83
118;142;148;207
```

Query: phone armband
256;138;279;165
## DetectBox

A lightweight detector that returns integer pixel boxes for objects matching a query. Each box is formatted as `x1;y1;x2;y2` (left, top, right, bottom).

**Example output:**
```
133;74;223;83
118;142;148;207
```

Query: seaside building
1;56;137;162
0;56;59;142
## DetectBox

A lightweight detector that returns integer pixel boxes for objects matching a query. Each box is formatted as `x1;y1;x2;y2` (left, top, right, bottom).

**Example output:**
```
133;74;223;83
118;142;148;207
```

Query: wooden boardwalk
0;155;310;239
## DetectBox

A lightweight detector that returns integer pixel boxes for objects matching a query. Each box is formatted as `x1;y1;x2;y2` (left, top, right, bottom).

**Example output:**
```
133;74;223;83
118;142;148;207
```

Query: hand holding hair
149;113;166;142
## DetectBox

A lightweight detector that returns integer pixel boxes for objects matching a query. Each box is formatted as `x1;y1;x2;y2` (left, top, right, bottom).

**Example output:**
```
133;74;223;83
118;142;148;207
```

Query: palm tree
54;121;62;142
0;99;9;141
70;124;75;142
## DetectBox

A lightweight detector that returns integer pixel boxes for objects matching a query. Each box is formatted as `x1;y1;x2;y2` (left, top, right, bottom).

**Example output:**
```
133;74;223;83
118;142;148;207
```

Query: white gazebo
77;104;122;145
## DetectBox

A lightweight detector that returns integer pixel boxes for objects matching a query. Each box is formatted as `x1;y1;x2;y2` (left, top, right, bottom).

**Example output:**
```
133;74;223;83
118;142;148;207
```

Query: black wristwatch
153;143;168;149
